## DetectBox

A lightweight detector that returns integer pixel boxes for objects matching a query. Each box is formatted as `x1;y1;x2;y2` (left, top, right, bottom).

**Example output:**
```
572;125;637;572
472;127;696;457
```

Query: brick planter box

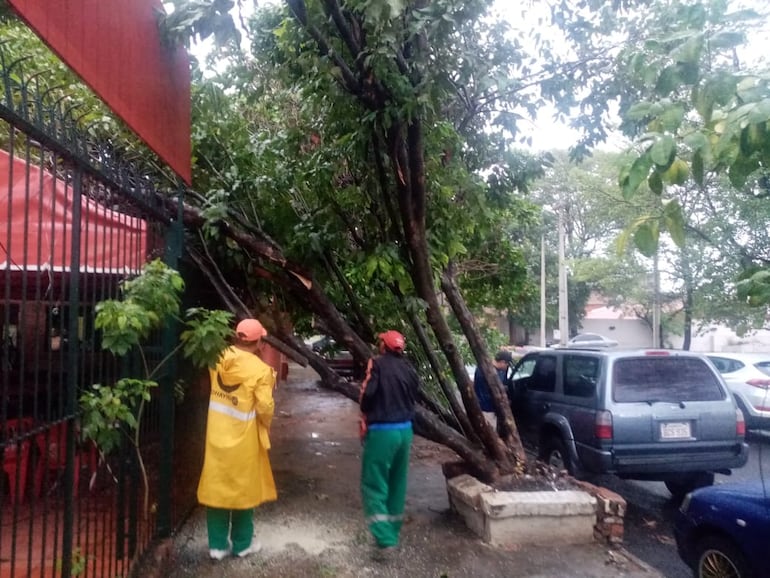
446;473;598;547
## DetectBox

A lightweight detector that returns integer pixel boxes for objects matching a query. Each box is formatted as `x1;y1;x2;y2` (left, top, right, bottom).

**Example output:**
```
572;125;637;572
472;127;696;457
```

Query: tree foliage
81;260;232;516
154;0;770;480
612;1;770;305
9;0;769;481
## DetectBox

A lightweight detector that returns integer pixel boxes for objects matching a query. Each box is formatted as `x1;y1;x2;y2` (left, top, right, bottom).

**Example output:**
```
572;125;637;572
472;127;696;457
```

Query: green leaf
626;102;654;121
670;33;703;64
663;200;686;247
650;135;675;167
684;131;709;153
621;153;653;198
728;155;760;188
695;75;739;124
663;158;689;185
692;151;704;187
655;66;681;96
648;171;663;195
747;100;770;125
659;104;685;131
633;221;659;257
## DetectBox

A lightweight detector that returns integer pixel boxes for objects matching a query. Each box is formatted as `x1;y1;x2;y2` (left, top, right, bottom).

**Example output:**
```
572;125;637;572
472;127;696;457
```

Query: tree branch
286;0;365;99
321;0;361;59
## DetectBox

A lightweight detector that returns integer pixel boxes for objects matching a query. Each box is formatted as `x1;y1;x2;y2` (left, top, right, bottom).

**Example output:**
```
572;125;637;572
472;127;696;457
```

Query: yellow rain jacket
197;346;277;509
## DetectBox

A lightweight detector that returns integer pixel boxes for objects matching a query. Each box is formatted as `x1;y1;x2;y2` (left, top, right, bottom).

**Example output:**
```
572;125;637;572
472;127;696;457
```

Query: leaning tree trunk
285;0;528;479
388;120;520;476
158;193;494;474
442;266;526;464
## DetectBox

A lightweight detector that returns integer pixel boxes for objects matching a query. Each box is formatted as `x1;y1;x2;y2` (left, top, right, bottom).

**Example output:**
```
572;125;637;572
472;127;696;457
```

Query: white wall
579;318;653;348
670;325;770;353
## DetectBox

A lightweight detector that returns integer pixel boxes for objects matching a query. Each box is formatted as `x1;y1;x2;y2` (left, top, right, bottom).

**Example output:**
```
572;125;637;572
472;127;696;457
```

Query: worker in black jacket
359;330;420;561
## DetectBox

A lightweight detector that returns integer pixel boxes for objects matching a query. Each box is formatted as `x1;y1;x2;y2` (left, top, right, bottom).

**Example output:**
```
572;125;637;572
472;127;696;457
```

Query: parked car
675;481;770;578
509;348;749;500
310;335;363;379
706;352;770;431
564;333;619;348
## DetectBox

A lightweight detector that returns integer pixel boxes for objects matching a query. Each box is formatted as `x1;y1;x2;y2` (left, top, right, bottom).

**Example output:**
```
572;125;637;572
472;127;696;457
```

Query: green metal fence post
156;192;184;538
62;166;84;578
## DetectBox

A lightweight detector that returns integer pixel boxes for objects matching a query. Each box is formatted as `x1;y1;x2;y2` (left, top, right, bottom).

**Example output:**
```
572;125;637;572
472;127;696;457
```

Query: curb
614;546;666;576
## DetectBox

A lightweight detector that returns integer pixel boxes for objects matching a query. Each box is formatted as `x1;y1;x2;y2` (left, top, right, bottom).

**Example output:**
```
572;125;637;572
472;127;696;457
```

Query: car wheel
665;472;715;502
538;436;578;476
695;535;752;578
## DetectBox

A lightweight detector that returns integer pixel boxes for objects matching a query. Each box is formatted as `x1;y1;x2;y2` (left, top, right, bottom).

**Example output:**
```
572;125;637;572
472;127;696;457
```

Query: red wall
8;0;191;184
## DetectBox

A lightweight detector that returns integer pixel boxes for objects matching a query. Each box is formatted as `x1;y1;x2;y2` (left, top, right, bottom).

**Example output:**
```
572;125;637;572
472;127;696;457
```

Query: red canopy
0;149;147;274
8;0;192;183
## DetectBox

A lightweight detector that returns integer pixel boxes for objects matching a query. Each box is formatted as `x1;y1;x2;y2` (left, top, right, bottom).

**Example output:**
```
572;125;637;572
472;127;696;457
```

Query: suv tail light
736;409;746;437
746;378;770;389
594;410;613;440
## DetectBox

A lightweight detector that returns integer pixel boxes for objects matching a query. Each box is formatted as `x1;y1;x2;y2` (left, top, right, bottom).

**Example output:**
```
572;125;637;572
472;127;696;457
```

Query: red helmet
379;330;406;353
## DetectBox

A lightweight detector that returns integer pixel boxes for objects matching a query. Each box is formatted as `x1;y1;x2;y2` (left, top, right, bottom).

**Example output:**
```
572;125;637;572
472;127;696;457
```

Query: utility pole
558;207;569;346
652;252;661;348
540;233;546;347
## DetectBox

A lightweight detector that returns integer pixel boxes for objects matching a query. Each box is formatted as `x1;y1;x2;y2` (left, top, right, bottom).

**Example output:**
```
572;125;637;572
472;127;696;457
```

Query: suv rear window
612;357;724;403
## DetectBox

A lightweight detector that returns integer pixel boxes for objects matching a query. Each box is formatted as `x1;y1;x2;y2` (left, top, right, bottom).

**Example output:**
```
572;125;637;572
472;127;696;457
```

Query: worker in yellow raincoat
197;318;277;560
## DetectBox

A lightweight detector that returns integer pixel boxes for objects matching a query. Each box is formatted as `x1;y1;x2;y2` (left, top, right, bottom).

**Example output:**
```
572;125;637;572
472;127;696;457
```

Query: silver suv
509;349;749;500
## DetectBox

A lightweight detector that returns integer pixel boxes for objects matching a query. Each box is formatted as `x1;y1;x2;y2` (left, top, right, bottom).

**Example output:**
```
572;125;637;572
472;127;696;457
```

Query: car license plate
660;421;691;439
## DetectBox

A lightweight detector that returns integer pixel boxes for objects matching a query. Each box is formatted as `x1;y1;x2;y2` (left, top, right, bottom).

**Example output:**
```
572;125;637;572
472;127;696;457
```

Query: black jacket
360;352;420;425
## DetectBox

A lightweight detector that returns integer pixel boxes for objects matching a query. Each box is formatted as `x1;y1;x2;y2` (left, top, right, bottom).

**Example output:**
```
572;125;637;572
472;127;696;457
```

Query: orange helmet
236;318;267;342
379;330;406;353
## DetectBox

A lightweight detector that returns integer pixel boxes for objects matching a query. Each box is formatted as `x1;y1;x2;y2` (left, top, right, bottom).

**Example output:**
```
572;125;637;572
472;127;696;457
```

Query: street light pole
652;251;660;348
540;233;546;347
558;207;569;346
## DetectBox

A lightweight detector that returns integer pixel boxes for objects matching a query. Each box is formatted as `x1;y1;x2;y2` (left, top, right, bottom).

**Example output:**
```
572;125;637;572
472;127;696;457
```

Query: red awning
8;0;192;184
0;149;147;274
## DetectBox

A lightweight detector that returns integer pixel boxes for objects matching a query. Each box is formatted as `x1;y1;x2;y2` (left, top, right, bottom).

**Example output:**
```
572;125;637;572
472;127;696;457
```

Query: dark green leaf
663;200;686;247
728;155;760;188
655;66;681;96
648;171;663;195
692;151;704;187
633;222;659;257
621;153;653;198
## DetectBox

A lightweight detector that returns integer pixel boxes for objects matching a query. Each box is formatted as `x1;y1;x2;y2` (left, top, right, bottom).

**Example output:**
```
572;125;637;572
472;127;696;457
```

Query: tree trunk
442;267;525;465
681;249;693;351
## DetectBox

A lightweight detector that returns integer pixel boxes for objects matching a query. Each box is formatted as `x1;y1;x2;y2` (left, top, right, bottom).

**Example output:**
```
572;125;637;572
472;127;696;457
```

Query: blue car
674;481;770;578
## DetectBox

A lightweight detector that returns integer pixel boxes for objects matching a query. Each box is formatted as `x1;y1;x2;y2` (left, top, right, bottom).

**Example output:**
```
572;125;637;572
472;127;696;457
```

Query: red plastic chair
34;422;81;498
2;417;35;504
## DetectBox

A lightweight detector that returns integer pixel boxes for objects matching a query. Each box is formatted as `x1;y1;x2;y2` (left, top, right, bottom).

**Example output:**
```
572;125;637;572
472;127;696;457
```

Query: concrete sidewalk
162;364;663;578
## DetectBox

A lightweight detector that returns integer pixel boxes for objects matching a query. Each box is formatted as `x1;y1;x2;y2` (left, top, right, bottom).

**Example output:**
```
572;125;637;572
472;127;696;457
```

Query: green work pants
361;426;413;548
206;507;254;554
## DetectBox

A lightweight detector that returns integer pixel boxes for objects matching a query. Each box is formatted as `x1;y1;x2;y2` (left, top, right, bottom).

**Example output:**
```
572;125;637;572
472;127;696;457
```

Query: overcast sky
190;0;765;153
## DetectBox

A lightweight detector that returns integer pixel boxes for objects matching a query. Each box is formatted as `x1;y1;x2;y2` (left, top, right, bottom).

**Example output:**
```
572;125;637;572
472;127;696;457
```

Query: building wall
670;326;770;352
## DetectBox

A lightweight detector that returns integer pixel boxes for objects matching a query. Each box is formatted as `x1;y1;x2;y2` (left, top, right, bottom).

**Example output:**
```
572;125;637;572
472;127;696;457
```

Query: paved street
591;430;770;578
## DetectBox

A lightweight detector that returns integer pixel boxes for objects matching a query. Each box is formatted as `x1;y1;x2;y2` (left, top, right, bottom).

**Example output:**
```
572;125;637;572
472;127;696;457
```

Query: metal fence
0;42;192;578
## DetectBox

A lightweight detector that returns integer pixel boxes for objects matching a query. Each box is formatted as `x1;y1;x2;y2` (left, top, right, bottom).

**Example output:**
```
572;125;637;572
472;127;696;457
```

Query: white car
564;333;618;349
707;352;770;430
